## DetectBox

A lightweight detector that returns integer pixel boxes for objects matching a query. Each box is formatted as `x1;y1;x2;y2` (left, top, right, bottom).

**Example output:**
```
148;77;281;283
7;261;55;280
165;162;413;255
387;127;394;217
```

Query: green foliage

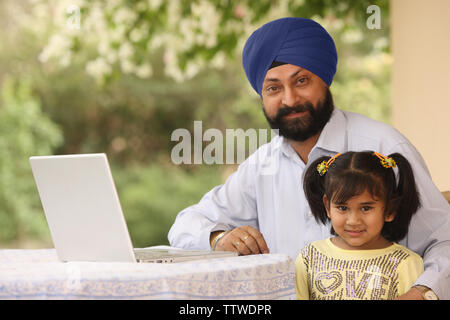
34;0;390;84
114;163;224;247
0;1;392;247
0;77;63;244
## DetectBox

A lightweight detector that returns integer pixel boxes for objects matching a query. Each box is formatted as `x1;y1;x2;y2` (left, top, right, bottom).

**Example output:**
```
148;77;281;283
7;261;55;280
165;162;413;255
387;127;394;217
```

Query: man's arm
392;143;450;300
168;157;263;251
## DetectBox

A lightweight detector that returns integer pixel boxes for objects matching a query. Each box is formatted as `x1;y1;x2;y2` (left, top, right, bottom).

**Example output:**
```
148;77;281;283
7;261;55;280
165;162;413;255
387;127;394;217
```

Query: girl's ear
323;195;331;219
385;211;396;222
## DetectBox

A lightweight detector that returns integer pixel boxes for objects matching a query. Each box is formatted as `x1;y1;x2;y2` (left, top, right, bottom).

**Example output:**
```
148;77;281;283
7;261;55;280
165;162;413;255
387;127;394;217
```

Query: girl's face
324;190;395;250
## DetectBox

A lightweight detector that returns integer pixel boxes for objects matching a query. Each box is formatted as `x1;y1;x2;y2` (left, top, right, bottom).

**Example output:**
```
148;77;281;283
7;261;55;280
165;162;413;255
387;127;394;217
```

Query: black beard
263;88;334;142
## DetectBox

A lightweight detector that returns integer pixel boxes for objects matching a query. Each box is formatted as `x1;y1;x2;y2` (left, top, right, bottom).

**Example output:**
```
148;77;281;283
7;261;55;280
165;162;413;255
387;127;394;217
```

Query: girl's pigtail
303;156;330;225
385;153;421;240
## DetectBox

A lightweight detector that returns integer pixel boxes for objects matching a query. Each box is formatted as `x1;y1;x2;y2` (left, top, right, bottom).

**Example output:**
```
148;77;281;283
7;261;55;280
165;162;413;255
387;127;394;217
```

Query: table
0;249;296;300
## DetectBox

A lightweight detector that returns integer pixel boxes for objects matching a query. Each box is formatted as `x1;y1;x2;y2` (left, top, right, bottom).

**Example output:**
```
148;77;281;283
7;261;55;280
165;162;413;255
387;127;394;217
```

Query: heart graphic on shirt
315;271;343;294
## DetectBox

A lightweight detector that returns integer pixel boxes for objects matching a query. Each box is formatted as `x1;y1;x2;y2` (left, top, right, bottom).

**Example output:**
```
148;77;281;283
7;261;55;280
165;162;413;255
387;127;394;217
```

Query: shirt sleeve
388;142;450;299
168;157;258;250
295;248;310;300
396;253;425;296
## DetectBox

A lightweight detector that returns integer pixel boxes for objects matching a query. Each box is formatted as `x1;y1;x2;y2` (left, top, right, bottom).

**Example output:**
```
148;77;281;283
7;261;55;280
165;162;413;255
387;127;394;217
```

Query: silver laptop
29;153;237;263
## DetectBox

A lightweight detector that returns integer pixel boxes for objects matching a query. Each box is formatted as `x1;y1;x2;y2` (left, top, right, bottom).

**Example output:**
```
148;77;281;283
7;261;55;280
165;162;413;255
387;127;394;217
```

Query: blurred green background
0;0;390;249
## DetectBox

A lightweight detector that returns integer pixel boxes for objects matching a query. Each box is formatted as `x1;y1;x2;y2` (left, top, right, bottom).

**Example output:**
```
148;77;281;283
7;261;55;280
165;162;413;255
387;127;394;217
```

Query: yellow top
295;238;424;300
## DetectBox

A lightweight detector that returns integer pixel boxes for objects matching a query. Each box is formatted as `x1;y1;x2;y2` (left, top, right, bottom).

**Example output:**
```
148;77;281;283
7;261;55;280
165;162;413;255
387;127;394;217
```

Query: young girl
295;151;424;300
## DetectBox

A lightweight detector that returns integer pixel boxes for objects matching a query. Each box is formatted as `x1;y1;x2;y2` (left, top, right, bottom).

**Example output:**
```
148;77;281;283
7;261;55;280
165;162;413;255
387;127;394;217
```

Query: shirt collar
313;107;347;154
280;107;347;159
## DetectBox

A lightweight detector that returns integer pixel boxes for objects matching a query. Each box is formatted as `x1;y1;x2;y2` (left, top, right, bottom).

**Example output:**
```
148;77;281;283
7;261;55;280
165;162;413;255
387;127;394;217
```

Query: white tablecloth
0;249;296;300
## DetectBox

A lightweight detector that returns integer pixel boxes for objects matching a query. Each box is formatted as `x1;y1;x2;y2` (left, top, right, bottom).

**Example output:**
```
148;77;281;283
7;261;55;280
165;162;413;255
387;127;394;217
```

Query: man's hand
394;287;424;300
211;225;270;255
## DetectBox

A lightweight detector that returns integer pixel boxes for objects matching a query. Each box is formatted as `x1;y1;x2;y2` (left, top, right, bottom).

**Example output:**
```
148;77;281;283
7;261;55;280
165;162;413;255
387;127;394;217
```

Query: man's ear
323;195;331;219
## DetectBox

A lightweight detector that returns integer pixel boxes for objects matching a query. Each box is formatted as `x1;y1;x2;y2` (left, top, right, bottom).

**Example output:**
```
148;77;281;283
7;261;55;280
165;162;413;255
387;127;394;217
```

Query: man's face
261;64;334;141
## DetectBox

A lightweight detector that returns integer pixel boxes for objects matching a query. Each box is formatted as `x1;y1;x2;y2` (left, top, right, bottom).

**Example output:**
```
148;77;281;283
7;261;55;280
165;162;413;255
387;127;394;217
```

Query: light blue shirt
168;108;450;299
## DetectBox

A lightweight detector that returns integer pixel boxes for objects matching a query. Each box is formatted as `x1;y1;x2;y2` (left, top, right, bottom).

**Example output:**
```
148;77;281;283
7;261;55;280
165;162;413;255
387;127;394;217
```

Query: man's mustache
275;103;315;121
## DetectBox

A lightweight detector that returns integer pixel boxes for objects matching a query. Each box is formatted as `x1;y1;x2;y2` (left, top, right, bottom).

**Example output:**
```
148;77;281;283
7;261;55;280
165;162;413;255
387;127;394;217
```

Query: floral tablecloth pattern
0;249;296;300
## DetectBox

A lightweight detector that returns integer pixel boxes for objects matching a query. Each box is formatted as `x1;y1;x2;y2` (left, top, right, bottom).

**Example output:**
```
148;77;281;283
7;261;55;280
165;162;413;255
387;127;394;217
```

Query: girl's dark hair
303;151;421;242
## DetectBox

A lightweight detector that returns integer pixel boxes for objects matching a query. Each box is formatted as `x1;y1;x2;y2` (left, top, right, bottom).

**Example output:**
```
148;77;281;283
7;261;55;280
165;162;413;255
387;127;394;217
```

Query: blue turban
242;17;338;95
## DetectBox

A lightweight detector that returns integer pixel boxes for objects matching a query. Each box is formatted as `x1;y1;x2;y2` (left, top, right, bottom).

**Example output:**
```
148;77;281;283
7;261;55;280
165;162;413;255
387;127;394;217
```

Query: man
168;17;450;300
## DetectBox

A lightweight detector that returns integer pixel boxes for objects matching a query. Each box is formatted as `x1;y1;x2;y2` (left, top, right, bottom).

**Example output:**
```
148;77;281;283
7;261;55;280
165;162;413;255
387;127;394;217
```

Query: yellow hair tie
317;153;341;176
373;152;397;168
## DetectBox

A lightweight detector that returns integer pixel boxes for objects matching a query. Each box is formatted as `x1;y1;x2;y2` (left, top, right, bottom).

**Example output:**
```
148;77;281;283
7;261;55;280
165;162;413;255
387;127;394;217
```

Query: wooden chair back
442;191;450;203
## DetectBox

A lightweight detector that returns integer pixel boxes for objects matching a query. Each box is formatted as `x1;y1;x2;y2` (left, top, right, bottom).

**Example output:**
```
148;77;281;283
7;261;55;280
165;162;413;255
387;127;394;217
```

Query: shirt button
307;210;313;217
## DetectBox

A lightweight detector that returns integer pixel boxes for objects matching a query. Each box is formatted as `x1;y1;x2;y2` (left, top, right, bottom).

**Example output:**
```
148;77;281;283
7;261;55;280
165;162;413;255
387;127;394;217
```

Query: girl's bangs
327;172;383;204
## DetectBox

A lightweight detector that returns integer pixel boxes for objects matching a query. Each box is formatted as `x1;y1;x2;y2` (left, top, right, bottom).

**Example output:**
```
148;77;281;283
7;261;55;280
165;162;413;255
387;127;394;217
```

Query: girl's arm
295;250;310;300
